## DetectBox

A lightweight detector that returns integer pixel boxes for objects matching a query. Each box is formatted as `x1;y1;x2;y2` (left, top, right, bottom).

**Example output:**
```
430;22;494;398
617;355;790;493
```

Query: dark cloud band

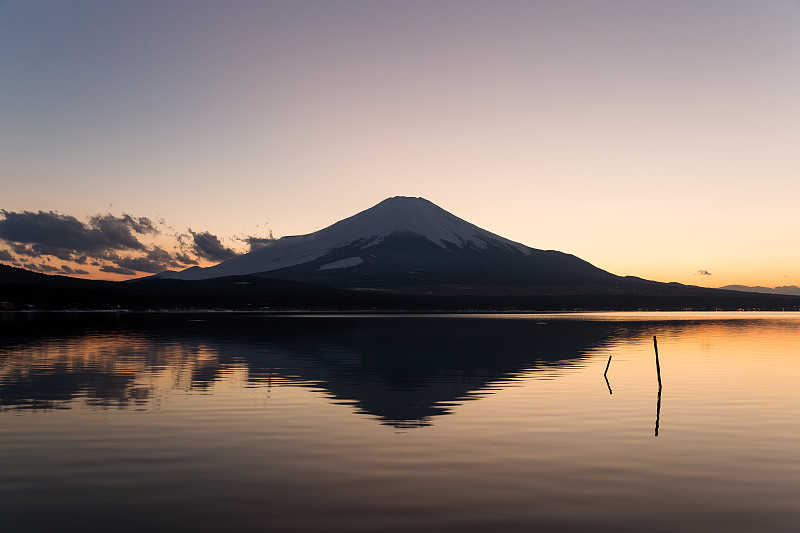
0;210;242;276
0;210;154;260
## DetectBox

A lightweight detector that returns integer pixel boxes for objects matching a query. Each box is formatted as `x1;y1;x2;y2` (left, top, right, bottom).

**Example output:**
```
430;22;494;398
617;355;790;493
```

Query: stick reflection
654;336;662;437
655;384;662;437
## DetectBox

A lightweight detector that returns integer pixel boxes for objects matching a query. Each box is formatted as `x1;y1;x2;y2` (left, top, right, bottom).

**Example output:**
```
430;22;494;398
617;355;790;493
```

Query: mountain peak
376;195;433;207
321;196;530;254
380;195;426;202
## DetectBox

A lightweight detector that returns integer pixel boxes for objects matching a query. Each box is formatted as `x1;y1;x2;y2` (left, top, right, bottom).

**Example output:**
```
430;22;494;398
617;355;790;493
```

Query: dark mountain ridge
2;264;800;311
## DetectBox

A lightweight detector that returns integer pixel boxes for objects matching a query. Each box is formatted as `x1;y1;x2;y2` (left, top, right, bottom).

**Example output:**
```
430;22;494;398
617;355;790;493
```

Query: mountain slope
154;196;619;288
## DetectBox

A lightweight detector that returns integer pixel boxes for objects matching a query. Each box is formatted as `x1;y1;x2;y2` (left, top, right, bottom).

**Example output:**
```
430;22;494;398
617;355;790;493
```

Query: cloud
0;210;156;261
113;255;167;274
100;264;137;275
89;213;157;246
15;262;69;275
11;241;75;260
189;229;238;262
36;263;59;273
59;265;89;275
174;252;199;266
236;228;275;252
0;209;246;276
97;247;200;276
241;236;275;252
694;270;713;276
146;246;196;268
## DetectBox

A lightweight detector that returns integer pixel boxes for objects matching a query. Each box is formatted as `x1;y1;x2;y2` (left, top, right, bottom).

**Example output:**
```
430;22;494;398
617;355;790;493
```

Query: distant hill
721;285;800;296
0;264;369;311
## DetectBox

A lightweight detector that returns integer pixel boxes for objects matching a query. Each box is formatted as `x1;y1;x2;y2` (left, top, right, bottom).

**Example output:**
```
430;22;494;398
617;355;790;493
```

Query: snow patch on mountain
317;257;365;271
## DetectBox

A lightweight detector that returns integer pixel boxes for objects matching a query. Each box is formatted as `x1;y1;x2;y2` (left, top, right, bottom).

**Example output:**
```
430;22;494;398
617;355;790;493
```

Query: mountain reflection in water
1;313;629;426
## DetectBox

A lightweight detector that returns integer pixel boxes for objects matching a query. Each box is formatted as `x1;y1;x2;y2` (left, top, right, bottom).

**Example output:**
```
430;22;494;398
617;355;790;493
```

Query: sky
2;0;799;286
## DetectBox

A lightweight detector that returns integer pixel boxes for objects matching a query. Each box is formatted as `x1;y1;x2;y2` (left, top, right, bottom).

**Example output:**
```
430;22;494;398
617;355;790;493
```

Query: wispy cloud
694;269;713;276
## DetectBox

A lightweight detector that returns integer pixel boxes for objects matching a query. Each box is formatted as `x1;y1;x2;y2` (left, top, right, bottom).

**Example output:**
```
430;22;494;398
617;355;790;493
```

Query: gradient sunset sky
2;1;799;286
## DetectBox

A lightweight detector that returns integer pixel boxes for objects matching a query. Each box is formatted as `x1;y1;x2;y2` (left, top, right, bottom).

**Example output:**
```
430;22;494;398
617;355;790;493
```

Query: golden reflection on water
0;334;234;410
1;313;799;533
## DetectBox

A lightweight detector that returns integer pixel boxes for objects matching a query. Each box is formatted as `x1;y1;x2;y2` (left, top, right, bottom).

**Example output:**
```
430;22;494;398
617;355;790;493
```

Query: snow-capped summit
318;196;531;254
155;196;618;288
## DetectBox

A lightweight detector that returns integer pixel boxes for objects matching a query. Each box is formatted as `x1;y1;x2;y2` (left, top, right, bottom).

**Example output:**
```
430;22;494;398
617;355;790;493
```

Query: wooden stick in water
653;335;662;390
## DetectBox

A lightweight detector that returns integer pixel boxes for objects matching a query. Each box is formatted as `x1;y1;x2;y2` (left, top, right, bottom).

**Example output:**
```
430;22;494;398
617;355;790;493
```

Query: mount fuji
153;196;621;289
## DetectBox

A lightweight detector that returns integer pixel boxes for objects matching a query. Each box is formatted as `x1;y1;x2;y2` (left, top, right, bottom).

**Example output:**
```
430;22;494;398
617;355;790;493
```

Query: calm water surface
1;312;798;532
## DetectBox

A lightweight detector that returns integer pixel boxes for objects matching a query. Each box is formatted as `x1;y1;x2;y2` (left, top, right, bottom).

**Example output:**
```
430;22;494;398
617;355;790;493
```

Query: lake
1;312;798;532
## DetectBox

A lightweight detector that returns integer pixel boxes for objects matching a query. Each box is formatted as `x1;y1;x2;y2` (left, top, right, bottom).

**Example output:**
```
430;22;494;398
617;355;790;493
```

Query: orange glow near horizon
0;206;797;289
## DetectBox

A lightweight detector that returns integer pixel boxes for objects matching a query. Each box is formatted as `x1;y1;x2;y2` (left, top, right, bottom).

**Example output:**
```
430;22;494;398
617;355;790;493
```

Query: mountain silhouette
153;196;619;288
